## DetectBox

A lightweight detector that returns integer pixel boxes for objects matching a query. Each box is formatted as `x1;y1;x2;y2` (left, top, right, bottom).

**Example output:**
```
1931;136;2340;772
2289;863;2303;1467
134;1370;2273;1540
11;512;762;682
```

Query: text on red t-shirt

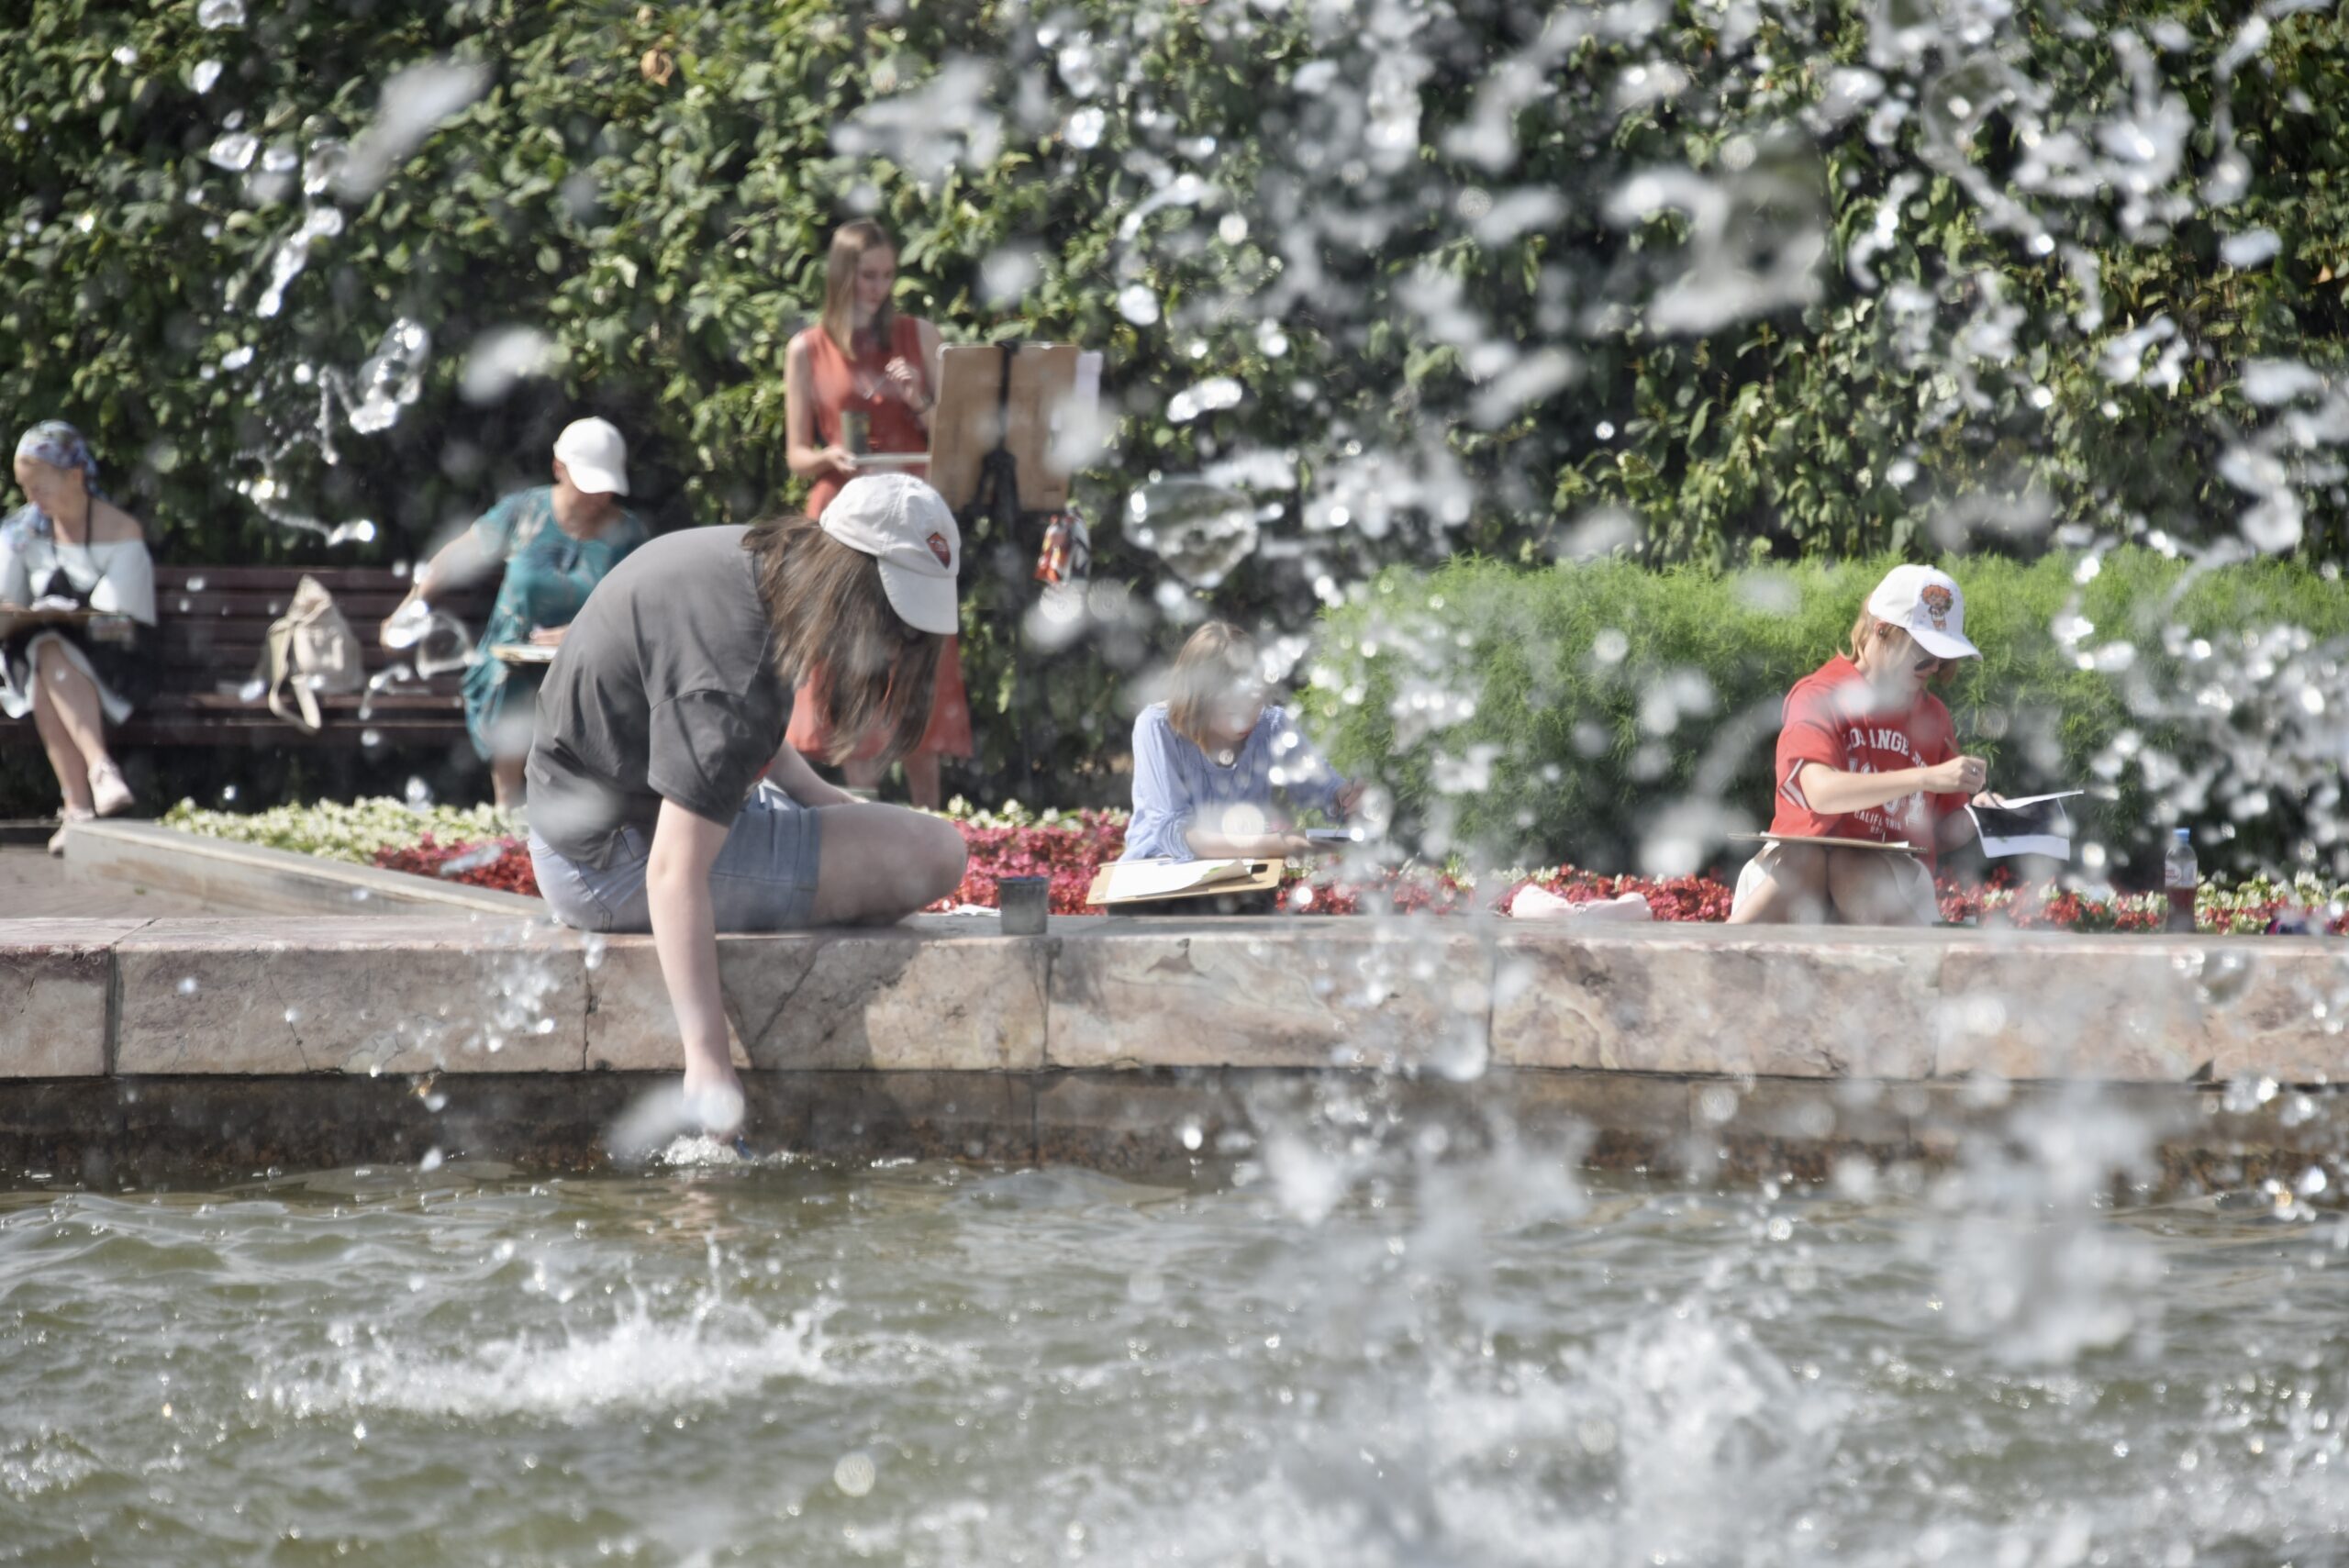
1766;654;1966;867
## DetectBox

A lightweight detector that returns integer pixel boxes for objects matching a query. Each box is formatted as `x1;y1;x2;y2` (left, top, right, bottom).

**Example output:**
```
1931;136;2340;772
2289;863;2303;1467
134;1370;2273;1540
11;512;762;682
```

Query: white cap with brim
552;417;630;496
1866;562;1980;661
820;473;962;636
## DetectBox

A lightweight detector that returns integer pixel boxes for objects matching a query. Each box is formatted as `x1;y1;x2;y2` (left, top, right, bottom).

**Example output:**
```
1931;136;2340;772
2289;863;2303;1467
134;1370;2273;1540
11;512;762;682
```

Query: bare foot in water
682;1074;746;1139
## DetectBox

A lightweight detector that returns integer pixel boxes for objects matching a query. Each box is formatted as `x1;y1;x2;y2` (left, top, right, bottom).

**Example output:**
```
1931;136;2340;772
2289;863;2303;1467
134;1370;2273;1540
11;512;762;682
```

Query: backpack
256;574;366;730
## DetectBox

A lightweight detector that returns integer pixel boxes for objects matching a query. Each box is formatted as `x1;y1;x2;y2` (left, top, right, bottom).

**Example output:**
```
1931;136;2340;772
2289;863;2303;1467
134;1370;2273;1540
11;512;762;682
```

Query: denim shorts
529;783;824;934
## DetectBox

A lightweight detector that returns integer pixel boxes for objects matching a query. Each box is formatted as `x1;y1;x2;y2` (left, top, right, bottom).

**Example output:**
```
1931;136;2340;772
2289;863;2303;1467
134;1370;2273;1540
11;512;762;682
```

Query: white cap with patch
821;473;961;636
552;417;629;496
1866;563;1979;661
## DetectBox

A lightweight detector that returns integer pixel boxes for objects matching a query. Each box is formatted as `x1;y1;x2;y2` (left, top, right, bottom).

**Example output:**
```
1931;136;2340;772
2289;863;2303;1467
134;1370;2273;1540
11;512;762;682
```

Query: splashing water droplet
1064;106;1106;150
833;1451;876;1497
206;131;258;172
302;139;349;197
197;0;245;28
1126;480;1260;587
459;326;559;406
256;206;346;318
191;60;222;94
176;977;199;996
2221;228;2281;270
346;318;431;433
1057;39;1102;98
219;346;254;373
360;728;383;748
1116;284;1160;327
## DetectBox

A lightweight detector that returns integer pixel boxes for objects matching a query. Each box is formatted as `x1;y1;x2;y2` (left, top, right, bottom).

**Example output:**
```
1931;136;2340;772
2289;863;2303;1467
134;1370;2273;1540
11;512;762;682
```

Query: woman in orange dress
783;218;972;808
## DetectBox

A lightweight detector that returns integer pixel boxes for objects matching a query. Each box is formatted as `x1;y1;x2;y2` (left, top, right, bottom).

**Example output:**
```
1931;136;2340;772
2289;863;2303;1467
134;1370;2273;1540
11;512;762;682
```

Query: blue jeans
529;784;824;933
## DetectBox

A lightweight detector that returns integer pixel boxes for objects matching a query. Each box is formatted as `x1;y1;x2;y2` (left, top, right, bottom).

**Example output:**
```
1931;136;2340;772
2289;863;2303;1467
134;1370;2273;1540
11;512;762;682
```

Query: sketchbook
1087;856;1282;906
1966;792;2083;860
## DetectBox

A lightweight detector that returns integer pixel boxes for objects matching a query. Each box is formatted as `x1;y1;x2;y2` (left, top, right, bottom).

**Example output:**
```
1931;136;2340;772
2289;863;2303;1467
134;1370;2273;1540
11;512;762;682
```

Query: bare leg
28;676;94;817
807;803;968;924
1827;851;1934;927
31;646;117;807
1726;842;1829;925
903;751;942;811
491;754;527;812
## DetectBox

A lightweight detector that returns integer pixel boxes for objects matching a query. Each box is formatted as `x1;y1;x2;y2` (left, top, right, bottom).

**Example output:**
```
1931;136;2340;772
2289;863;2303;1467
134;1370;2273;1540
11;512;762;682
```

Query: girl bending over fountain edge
525;473;968;1133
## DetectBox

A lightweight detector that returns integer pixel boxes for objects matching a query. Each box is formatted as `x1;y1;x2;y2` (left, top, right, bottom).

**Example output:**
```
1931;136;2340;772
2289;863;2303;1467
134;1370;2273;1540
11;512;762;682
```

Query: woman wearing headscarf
782;218;974;808
0;422;158;853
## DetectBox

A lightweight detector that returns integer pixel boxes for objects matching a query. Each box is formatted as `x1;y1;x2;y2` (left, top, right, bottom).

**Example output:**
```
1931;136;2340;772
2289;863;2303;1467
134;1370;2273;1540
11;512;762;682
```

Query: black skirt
0;618;159;719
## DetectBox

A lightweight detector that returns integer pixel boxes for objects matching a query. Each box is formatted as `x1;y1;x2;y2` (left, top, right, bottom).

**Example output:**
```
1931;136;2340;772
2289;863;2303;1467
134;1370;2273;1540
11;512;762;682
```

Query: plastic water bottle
2164;828;2199;933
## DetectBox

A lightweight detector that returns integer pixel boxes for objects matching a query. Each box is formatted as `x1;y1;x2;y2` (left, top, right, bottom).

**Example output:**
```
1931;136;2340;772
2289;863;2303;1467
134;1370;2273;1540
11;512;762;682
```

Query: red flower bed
944;810;1130;914
376;820;2347;937
373;835;540;898
939;816;1745;919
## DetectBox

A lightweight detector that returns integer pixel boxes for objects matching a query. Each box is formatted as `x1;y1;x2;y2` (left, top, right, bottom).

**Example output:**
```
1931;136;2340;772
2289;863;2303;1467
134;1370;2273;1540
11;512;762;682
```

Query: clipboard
927;344;1083;516
490;642;556;665
1729;833;1921;855
1086;857;1284;910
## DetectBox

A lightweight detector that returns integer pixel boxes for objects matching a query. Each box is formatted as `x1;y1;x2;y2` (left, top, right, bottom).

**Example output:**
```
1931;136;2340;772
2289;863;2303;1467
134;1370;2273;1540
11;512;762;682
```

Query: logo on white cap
552;417;629;497
820;474;962;636
1866;564;1979;662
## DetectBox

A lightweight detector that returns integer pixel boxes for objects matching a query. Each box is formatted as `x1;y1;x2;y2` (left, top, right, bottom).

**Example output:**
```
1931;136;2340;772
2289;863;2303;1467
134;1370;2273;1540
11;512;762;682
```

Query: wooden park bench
0;566;492;748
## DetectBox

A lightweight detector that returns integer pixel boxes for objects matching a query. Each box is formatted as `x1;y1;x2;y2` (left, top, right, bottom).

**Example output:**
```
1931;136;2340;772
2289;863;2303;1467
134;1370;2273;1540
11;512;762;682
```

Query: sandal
47;807;95;857
88;761;133;818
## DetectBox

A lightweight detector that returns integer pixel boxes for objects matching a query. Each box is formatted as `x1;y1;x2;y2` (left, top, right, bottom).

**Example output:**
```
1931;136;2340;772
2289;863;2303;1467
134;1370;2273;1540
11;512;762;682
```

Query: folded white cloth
1508;884;1653;922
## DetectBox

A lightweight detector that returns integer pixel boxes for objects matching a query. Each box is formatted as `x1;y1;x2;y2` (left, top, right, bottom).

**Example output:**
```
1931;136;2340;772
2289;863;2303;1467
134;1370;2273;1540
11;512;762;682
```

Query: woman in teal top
383;418;645;811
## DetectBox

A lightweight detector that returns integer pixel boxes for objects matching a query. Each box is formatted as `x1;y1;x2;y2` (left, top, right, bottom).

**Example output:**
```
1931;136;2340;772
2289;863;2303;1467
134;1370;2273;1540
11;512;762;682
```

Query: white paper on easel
1097;857;1256;900
1051;350;1108;475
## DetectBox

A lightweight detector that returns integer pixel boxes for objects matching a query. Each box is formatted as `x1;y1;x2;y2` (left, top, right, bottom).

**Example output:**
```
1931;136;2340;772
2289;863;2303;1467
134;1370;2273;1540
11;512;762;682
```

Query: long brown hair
1164;621;1261;751
820;219;896;356
742;515;942;763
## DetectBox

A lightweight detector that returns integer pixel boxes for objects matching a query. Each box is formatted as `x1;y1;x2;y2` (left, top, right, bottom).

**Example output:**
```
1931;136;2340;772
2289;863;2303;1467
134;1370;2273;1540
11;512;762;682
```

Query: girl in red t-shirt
1728;565;1999;926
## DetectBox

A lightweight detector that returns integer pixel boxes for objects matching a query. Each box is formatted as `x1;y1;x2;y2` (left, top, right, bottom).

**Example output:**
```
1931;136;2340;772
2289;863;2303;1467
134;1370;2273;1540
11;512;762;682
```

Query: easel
928;343;1091;792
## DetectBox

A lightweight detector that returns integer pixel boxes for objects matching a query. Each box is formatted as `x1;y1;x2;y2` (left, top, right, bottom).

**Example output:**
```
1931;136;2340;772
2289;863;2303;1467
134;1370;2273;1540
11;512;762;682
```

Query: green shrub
1305;549;2349;881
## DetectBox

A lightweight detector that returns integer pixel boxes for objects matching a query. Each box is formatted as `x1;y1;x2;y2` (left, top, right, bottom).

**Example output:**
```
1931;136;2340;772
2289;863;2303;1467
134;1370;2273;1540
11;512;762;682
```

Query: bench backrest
151;566;494;699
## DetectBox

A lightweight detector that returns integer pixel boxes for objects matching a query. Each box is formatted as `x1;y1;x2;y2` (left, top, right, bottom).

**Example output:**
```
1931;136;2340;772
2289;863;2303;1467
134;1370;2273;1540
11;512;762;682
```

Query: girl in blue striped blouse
1119;621;1364;863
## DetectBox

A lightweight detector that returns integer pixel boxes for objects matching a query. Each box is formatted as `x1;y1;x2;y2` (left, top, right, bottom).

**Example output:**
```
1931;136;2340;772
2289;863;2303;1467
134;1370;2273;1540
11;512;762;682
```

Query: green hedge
1305;549;2349;880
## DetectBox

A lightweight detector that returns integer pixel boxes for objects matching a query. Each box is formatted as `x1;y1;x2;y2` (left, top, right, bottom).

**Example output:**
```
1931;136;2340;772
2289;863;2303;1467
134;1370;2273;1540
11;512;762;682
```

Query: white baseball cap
552;417;629;496
1866;563;1979;661
821;473;961;636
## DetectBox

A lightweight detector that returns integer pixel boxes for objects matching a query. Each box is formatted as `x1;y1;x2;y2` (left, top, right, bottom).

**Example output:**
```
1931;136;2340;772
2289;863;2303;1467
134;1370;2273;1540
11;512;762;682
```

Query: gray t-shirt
526;525;792;866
